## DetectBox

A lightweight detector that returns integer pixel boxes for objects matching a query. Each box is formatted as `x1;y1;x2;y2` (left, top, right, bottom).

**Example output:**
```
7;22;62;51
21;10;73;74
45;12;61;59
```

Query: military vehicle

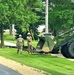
35;28;74;58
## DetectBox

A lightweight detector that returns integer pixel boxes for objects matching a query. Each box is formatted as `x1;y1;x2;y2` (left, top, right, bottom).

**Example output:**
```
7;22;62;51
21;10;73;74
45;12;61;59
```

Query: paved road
0;64;21;75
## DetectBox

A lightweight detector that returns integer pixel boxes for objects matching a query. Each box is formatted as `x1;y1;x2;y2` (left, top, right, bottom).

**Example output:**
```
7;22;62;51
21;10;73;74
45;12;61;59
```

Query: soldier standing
16;34;24;54
27;32;32;54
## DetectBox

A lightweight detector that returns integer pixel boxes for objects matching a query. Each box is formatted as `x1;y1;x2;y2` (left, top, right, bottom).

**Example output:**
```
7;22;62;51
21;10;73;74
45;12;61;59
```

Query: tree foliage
0;0;43;31
0;0;43;47
48;0;74;36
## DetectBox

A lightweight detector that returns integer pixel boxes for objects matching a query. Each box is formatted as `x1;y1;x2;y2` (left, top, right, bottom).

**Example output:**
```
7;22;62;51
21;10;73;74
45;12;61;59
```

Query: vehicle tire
67;41;74;58
51;47;59;54
61;44;70;58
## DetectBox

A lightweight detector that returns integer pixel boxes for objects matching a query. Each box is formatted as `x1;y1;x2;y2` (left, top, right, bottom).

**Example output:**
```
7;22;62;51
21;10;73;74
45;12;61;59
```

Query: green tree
0;0;9;47
0;0;44;47
15;0;44;39
48;0;74;36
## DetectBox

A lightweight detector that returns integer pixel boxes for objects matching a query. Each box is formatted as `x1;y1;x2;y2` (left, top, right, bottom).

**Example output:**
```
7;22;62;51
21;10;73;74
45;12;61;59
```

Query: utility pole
45;0;48;33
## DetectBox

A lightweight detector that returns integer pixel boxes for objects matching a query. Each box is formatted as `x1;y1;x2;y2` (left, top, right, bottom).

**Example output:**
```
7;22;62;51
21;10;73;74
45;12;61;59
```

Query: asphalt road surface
0;64;21;75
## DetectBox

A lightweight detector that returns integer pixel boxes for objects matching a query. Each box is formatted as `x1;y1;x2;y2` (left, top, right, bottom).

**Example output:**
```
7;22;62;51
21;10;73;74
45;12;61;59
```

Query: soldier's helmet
19;34;22;37
27;32;31;36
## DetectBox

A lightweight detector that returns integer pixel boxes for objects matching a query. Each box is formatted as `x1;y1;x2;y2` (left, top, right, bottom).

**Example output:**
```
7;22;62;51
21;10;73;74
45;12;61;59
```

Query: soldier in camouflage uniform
16;35;24;54
27;33;32;54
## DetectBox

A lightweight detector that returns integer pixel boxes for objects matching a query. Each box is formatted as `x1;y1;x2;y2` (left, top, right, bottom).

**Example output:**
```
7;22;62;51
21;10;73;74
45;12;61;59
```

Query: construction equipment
35;28;74;58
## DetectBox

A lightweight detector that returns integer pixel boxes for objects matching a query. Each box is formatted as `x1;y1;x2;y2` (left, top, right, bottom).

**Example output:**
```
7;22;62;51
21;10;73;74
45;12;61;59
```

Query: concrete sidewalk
4;41;16;47
0;41;16;48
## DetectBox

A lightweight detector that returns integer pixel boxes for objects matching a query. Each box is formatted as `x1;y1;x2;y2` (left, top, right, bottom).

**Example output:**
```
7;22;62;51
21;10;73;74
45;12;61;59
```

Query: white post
45;0;48;33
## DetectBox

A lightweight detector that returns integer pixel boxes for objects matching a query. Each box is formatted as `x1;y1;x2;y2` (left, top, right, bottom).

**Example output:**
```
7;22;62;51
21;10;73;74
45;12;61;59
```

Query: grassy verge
2;32;74;75
0;47;74;75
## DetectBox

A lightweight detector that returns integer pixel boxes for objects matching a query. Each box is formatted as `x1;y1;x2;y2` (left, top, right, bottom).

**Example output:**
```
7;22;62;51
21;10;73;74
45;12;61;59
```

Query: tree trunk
10;25;12;35
1;25;4;47
10;24;15;40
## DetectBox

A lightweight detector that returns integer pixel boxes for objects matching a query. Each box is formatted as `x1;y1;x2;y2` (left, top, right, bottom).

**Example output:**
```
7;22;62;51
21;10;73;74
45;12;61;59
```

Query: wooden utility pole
45;0;48;33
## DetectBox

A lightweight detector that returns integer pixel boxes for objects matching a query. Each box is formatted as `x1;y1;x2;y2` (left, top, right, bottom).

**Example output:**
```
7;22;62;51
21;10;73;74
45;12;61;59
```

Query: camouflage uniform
16;35;24;54
27;33;32;54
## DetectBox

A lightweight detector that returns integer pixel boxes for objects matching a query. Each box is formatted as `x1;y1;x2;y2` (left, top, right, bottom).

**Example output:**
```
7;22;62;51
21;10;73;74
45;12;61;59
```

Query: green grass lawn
1;32;74;75
0;47;74;75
